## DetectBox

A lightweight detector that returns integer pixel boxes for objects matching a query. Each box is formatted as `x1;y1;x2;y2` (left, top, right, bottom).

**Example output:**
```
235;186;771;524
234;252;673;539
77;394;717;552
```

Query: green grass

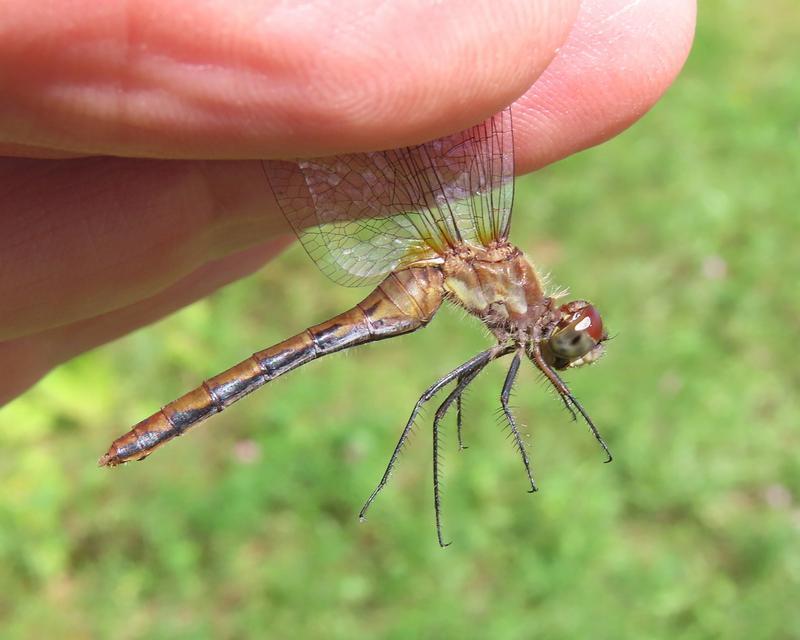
2;3;799;638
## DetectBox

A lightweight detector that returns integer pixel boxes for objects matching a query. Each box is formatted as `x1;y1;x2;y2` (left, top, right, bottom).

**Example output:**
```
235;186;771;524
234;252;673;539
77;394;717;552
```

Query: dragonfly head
539;300;607;370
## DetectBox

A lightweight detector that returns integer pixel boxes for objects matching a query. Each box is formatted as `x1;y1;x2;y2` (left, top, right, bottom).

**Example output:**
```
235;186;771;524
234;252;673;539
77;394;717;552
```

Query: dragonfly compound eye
549;302;606;367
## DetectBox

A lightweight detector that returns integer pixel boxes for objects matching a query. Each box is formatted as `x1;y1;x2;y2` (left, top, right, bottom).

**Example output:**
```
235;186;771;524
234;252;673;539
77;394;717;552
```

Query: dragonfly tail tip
98;451;117;467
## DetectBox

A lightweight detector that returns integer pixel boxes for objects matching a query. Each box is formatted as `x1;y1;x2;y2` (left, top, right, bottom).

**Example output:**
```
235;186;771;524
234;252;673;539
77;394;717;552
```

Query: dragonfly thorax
441;242;552;337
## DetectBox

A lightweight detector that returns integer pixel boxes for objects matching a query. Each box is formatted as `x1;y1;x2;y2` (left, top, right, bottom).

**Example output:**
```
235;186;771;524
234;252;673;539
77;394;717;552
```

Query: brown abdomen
99;266;444;466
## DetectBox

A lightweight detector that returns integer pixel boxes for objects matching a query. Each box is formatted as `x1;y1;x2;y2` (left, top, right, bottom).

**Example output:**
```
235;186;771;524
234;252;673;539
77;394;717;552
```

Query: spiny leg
500;352;537;493
431;362;490;547
559;395;578;422
359;345;511;522
539;326;577;422
531;344;613;463
456;374;467;450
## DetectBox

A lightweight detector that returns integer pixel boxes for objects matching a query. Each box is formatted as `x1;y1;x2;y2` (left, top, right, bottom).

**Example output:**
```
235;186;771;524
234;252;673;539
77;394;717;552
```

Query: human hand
0;0;695;402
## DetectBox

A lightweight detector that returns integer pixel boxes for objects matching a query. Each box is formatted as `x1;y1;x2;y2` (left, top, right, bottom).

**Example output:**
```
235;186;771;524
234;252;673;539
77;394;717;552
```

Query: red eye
558;302;604;343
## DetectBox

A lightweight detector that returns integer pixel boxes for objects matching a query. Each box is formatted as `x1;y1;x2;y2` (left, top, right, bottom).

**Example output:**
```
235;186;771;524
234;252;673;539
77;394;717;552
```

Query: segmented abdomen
99;266;443;466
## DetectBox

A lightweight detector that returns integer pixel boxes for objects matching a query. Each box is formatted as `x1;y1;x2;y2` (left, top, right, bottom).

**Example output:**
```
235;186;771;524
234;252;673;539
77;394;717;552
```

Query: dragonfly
99;107;612;546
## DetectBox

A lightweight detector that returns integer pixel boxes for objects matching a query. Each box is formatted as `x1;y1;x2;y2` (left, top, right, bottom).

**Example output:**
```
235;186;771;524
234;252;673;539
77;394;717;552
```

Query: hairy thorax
441;242;553;337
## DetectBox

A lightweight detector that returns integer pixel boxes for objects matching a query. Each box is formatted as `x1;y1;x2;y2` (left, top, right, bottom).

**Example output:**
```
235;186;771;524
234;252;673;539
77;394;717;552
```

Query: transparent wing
266;107;515;287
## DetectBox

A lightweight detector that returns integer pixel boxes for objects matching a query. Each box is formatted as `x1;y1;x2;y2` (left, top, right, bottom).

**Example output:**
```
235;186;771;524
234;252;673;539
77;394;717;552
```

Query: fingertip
512;0;697;173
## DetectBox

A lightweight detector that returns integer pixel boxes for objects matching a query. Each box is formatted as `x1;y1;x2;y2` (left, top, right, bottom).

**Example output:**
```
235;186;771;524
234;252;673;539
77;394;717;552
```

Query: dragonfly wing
267;156;442;287
434;107;515;246
265;107;515;287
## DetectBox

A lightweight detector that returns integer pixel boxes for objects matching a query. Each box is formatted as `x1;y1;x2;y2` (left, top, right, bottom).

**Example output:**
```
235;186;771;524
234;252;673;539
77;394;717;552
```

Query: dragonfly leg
431;362;490;547
530;344;613;463
359;344;512;523
500;352;537;493
456;374;468;451
559;395;578;422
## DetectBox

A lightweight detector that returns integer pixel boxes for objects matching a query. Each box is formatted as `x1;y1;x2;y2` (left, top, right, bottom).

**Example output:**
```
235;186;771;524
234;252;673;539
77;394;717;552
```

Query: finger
0;0;695;344
0;239;288;404
0;157;285;341
0;0;578;158
513;0;697;173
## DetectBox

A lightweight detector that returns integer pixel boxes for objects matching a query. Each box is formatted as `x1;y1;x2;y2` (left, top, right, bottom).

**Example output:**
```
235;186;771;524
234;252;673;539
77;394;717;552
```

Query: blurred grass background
2;2;799;638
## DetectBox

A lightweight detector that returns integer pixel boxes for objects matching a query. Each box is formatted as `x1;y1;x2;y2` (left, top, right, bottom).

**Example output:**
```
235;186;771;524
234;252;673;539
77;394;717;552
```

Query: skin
0;0;696;404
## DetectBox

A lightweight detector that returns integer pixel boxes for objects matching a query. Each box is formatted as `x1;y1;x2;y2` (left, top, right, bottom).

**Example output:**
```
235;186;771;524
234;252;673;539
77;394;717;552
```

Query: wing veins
266;107;516;287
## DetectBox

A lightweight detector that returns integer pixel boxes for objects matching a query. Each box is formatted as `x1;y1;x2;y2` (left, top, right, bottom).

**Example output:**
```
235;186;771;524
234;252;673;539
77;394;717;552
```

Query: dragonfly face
540;300;608;371
101;106;613;546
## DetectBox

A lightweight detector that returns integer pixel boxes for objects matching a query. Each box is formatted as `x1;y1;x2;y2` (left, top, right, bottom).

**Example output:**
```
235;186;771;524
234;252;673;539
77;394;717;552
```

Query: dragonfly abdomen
99;266;444;467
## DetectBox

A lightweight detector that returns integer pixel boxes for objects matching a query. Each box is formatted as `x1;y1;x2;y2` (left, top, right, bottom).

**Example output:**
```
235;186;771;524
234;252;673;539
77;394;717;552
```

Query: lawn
1;2;798;638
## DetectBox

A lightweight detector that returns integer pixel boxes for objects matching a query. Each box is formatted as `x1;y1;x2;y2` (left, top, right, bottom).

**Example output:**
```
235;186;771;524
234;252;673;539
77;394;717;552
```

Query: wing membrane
266;107;515;287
